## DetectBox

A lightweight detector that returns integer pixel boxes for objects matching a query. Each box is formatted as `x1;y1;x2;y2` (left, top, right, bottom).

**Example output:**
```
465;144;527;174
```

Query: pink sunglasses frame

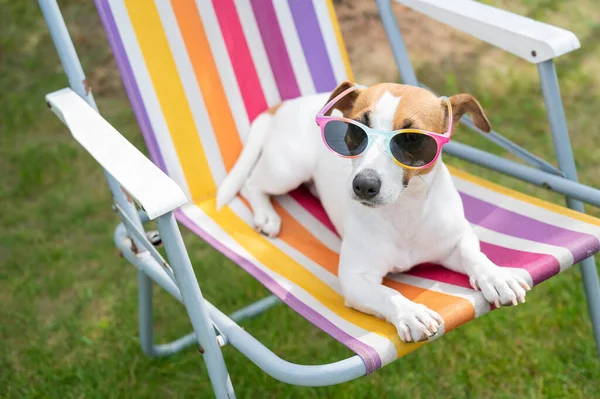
315;85;454;170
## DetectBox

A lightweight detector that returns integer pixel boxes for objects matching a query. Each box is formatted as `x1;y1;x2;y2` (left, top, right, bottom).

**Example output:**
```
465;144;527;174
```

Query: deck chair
40;0;600;397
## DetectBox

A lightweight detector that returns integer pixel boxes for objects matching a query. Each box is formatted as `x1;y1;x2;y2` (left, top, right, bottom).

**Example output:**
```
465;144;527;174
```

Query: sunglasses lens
323;120;368;157
390;133;438;167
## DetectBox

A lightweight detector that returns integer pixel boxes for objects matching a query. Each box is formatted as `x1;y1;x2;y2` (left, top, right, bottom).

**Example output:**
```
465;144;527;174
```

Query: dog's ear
324;80;360;117
448;94;491;133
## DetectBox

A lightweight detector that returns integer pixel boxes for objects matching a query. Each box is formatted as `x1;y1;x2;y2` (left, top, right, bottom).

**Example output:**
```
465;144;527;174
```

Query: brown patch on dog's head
323;80;363;117
347;83;448;131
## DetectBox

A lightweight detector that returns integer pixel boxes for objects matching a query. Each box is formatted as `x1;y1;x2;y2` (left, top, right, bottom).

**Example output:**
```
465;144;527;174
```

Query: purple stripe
250;0;301;100
175;210;382;373
461;192;600;262
287;0;337;92
95;0;166;172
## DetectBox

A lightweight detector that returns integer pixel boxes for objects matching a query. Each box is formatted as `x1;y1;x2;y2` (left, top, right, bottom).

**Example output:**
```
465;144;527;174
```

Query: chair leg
138;269;203;358
138;269;156;357
538;60;600;359
578;256;600;357
157;212;235;399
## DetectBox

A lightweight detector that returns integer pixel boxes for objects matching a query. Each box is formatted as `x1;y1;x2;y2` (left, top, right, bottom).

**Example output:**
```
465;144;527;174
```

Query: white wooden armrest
394;0;580;63
46;88;187;219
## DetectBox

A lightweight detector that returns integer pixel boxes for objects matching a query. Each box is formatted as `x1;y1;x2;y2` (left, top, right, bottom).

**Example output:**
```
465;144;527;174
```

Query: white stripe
153;1;227;186
474;224;573;272
275;195;342;253
234;0;281;107
180;203;398;366
454;176;600;239
312;0;349;84
109;0;191;199
195;1;251;142
271;0;317;96
387;273;491;317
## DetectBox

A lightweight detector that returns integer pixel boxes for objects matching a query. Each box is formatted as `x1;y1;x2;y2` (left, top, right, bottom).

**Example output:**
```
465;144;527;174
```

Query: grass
2;1;600;397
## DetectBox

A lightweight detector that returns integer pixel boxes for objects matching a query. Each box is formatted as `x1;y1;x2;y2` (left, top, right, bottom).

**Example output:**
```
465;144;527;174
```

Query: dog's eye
345;124;366;150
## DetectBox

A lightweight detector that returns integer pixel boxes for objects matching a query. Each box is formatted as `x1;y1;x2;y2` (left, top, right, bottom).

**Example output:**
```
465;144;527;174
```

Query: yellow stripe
198;199;419;357
325;0;354;82
125;0;216;199
449;166;600;227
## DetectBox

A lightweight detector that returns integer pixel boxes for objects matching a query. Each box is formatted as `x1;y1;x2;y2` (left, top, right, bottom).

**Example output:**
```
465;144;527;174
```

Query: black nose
352;169;381;200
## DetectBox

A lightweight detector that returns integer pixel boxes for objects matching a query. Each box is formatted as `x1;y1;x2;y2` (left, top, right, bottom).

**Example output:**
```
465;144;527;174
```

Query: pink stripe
249;0;300;100
481;241;561;284
407;242;560;287
405;264;472;289
175;209;381;372
212;0;268;122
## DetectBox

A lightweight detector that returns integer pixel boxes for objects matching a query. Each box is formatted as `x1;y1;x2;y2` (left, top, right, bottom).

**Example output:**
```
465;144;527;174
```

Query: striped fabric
95;0;600;372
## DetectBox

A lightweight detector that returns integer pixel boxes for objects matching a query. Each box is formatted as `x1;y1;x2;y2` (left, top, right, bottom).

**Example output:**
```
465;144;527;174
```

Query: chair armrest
394;0;580;63
46;88;187;219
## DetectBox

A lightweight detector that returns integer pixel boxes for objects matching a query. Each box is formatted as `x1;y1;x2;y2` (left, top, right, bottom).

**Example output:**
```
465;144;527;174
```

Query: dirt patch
333;0;480;84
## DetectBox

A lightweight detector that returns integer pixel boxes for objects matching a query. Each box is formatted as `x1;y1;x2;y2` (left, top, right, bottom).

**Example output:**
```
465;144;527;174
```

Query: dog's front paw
470;268;531;307
253;208;281;238
393;303;444;343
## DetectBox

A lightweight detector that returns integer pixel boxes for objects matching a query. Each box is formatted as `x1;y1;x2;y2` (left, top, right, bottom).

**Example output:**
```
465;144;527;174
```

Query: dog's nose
352;170;381;200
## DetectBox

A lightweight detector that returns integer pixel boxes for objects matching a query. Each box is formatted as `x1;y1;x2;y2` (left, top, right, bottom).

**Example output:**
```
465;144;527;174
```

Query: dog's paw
253;208;281;238
393;303;444;343
470;268;531;307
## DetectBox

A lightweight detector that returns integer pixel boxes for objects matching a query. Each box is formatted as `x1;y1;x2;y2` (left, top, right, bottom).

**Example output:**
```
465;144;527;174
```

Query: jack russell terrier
217;81;531;343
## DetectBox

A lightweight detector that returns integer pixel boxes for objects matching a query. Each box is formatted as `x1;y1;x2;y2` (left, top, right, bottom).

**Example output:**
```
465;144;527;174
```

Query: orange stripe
383;280;473;331
124;0;215;200
171;0;242;173
273;202;340;270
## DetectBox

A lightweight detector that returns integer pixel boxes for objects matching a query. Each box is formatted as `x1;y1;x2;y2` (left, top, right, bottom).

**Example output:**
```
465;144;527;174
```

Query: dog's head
323;81;491;207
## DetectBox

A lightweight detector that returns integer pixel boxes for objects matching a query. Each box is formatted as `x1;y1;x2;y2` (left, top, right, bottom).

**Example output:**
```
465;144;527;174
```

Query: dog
216;81;530;343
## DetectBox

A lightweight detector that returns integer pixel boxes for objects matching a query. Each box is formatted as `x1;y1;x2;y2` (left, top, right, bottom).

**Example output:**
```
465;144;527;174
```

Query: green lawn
2;1;600;397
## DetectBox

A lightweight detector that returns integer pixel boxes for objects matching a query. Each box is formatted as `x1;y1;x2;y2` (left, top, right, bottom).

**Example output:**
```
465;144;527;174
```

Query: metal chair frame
39;0;600;397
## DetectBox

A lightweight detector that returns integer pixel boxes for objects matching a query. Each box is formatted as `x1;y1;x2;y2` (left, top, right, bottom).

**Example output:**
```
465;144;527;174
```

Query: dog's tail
216;113;273;210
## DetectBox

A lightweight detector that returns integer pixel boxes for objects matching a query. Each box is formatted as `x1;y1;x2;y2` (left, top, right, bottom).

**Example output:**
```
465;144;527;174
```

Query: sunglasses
315;85;454;169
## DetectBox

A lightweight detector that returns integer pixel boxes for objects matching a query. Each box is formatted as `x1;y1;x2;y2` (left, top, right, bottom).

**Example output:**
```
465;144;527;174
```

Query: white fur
372;91;401;130
217;89;530;342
